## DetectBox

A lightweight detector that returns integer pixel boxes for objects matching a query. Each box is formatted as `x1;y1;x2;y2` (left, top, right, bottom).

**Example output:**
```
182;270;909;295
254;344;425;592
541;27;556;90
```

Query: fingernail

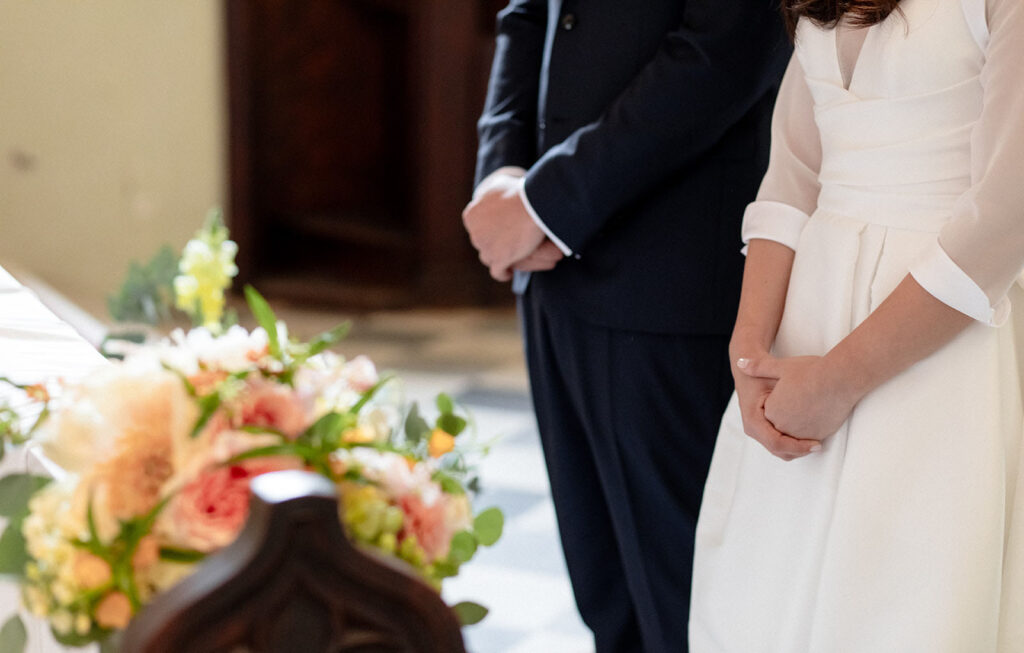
810;444;822;453
736;358;749;369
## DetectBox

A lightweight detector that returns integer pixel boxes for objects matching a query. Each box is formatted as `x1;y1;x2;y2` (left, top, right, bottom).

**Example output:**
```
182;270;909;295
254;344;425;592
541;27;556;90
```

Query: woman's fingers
743;393;820;461
736;355;784;380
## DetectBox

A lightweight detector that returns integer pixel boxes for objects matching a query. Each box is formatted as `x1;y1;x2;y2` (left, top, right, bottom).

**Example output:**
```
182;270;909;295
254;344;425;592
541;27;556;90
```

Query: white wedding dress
690;0;1024;650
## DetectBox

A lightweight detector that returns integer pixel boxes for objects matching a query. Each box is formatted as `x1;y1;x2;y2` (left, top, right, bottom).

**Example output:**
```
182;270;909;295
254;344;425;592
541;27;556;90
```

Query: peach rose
159;458;301;553
94;592;132;629
233;381;310;439
72;553;112;590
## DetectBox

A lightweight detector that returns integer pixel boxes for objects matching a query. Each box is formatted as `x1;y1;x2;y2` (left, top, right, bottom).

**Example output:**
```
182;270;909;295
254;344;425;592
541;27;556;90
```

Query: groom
463;2;790;650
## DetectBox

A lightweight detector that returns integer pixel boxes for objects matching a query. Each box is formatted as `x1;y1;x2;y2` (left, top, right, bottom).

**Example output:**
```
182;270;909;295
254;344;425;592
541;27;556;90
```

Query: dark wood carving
226;0;514;309
121;471;467;653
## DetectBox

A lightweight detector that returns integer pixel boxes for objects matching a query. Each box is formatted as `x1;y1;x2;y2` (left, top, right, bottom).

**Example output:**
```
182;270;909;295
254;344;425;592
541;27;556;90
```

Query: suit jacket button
560;13;576;31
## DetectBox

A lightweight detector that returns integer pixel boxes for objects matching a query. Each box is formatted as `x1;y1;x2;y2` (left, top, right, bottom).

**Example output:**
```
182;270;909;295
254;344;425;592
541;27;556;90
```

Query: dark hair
781;0;902;37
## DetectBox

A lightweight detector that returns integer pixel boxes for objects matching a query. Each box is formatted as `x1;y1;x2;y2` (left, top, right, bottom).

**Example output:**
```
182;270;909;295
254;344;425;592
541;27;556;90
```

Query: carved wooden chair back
120;470;467;653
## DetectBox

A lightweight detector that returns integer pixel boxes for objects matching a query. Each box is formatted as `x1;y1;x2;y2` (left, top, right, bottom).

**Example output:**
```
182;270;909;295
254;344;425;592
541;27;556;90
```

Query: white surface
0;264;107;653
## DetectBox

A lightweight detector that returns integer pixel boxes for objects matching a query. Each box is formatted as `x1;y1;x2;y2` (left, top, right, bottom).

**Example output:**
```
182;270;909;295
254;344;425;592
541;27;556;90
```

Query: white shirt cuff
518;179;575;257
909;240;1010;327
473;166;528;201
740;201;811;255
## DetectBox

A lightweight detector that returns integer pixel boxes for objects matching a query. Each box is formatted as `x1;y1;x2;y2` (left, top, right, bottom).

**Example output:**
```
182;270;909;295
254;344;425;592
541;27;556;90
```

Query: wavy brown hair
782;0;903;37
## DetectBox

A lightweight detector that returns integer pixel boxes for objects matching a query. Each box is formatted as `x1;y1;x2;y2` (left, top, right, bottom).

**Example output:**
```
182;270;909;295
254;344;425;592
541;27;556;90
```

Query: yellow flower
428;429;455;458
343;426;376;444
174;209;238;333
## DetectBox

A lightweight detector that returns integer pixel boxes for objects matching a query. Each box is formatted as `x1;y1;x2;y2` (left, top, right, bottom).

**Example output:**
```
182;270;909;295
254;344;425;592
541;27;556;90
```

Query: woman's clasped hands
732;352;861;461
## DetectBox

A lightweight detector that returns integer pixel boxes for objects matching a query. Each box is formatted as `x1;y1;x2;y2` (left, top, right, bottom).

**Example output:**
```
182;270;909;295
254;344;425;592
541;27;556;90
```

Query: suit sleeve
475;0;548;187
523;0;791;253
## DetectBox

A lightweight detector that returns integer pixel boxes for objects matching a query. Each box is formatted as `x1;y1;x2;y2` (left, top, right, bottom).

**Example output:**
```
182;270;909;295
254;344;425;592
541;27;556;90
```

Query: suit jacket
476;0;791;334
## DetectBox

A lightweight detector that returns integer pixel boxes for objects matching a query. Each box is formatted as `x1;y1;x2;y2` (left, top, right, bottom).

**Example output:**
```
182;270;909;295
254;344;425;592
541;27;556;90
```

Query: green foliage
453;601;489;626
0;475;51;579
448;531;478;563
473;507;504;547
0;475;51;517
404;403;431;445
244;285;280;359
0;615;26;653
107;246;179;325
159;547;207;563
0;520;29;578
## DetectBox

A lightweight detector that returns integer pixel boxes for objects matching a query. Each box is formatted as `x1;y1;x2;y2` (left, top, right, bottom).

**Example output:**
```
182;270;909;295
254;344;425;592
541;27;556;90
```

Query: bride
689;0;1024;650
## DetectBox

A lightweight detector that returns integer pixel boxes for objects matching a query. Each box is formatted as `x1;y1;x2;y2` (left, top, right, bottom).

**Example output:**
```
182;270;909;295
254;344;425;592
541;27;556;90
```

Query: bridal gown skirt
690;211;1024;652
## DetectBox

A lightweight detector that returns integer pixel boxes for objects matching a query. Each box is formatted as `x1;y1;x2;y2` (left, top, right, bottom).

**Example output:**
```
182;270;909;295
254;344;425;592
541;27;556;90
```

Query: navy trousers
520;289;733;653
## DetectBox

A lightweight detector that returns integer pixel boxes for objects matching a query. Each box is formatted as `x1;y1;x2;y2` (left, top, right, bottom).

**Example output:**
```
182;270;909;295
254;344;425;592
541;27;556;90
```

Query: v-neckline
834;20;874;92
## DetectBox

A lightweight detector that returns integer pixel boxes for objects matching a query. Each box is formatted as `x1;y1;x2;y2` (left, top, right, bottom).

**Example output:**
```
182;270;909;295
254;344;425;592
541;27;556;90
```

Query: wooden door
226;0;510;309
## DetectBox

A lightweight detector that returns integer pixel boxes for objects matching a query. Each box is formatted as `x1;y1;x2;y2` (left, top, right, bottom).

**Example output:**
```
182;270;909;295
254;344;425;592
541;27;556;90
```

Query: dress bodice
795;0;988;229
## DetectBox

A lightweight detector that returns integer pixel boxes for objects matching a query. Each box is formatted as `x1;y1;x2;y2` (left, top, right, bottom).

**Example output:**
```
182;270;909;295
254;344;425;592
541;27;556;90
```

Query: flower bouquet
0;287;503;651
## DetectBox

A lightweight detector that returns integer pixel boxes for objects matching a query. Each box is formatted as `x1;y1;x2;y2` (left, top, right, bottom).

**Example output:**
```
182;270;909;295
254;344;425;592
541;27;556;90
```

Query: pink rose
160;458;301;552
343;356;378;392
233;381;310;439
400;494;452;562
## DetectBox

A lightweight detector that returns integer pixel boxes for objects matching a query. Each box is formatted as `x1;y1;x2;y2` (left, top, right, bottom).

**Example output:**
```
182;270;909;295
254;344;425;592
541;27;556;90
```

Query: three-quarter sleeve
909;0;1024;326
741;54;822;252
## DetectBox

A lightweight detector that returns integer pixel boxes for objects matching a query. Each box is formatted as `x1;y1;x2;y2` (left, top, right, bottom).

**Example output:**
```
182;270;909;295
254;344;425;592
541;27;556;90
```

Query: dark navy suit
475;2;790;650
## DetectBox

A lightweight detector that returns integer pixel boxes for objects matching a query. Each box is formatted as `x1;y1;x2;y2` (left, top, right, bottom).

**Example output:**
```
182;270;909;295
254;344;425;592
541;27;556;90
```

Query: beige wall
0;0;225;316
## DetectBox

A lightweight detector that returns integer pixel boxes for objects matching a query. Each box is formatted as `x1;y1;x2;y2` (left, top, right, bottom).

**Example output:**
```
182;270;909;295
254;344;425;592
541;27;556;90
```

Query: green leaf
437;414;467;437
433;470;465;496
191;392;222;438
448;531;477;564
306;322;352;357
51;624;111;647
435;393;454;415
303;411;347;449
432;559;460;579
404;403;431;445
244;286;280;358
453;601;489;626
0;519;29;578
473;507;504;547
349;375;393;415
224;443;318;465
107;245;178;325
0;474;50;517
159;547;207;563
0;615;26;653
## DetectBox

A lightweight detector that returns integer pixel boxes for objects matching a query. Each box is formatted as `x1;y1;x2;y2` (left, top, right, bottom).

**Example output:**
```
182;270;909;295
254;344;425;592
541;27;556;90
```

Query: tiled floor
23;278;595;653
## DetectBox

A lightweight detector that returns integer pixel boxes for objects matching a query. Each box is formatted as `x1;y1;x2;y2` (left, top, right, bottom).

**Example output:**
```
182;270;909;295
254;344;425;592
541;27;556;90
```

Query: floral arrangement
0;288;502;650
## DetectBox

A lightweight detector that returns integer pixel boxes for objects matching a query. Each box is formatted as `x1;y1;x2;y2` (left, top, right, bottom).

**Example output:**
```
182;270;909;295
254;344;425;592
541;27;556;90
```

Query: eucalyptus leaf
0;615;27;653
0;519;29;578
435;393;454;416
404;403;431;445
437;414;467;437
244;286;280;358
473;507;504;547
0;474;50;517
449;531;477;563
453;601;489;626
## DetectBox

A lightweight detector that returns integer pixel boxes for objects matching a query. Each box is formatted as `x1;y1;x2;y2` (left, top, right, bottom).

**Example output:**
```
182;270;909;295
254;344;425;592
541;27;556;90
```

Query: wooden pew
121;471;467;653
